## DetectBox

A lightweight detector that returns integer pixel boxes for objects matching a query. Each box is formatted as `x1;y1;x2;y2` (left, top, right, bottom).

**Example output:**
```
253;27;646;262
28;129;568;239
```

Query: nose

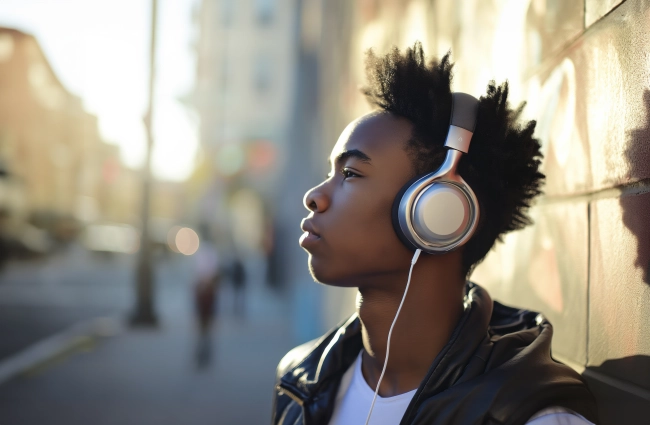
303;182;330;213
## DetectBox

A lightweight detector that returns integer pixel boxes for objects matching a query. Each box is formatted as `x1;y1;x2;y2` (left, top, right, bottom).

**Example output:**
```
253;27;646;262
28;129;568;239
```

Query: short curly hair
361;42;545;276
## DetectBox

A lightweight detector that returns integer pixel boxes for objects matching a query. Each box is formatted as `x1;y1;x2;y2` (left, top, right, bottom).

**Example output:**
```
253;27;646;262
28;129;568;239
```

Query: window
0;33;14;63
255;0;276;25
253;54;272;93
220;0;235;26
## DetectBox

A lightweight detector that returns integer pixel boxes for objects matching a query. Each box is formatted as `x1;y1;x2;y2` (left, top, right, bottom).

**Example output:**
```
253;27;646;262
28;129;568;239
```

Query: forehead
330;112;414;165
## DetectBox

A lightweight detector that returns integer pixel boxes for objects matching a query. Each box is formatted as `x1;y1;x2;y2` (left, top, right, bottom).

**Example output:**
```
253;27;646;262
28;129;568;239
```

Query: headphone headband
444;93;479;153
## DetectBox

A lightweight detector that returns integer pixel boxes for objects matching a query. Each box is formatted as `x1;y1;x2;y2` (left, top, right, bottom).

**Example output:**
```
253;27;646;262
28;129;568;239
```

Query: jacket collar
277;282;491;405
276;282;599;425
278;313;363;404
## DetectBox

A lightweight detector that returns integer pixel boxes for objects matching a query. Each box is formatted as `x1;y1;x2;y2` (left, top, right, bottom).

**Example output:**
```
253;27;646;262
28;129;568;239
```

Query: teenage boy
271;43;598;425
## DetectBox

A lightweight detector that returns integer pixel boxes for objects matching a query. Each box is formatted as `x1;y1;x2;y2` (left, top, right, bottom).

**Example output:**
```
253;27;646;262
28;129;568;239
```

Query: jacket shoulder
272;339;322;425
275;313;361;387
276;337;321;381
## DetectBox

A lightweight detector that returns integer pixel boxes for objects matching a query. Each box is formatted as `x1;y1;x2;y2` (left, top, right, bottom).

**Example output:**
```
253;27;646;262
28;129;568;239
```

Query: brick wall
316;0;650;422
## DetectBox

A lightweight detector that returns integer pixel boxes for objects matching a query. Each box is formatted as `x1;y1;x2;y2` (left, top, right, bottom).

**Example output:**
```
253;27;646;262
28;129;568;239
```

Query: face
300;111;417;286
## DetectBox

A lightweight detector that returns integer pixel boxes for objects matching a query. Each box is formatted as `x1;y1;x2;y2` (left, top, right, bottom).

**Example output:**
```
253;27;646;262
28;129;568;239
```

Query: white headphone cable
364;248;422;425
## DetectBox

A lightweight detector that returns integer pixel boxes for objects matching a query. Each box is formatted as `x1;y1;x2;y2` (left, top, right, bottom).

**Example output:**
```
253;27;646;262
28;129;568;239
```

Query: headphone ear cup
410;182;471;244
391;175;425;251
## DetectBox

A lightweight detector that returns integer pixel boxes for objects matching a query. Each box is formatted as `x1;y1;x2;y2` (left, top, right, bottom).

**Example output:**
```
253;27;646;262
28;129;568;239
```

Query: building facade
191;0;300;291
0;27;172;255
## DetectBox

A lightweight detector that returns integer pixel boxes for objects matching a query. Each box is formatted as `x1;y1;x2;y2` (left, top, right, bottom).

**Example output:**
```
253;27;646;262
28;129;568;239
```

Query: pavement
0;246;298;425
0;245;134;361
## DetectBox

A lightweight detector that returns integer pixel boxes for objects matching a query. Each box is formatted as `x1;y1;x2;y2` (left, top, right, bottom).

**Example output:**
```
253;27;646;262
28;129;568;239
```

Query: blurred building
194;0;296;160
295;0;649;422
190;1;299;274
0;27;164;258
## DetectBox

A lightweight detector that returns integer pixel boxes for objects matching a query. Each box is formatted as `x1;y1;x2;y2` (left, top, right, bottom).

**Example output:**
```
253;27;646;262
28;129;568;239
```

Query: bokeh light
174;226;199;256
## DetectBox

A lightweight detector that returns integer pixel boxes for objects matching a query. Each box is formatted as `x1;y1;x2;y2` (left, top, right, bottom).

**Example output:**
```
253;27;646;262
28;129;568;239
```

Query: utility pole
131;0;159;326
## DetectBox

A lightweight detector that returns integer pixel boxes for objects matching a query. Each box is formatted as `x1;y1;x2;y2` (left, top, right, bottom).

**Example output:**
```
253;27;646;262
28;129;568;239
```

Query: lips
300;219;321;237
300;219;321;249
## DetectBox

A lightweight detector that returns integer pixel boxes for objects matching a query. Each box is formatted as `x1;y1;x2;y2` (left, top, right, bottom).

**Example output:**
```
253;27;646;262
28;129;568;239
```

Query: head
300;42;545;287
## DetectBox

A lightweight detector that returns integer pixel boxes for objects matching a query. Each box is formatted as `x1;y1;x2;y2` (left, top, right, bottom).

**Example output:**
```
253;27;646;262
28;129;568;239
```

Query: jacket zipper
276;384;305;406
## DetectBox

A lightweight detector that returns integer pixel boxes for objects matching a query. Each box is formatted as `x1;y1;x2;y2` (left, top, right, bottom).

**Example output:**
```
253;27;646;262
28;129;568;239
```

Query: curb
0;316;123;386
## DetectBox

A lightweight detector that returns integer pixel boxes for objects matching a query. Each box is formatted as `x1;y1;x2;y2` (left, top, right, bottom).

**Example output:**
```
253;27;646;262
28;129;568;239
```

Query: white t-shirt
328;351;417;425
328;351;595;425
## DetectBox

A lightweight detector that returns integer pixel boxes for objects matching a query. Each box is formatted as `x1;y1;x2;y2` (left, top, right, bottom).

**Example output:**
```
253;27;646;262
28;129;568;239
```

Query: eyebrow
329;149;372;167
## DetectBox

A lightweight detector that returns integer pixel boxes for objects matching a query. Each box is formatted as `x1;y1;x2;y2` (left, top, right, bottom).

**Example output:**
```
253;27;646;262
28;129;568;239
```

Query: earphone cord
364;248;422;425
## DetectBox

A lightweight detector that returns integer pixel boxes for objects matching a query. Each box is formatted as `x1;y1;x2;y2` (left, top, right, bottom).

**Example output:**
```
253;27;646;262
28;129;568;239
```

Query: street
0;245;296;425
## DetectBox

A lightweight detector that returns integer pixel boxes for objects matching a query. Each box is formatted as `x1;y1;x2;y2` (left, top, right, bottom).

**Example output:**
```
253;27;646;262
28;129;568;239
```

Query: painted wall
314;0;650;422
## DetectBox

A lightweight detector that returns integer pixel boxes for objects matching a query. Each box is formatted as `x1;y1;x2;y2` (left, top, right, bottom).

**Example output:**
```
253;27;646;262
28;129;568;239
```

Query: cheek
333;188;392;245
311;187;411;284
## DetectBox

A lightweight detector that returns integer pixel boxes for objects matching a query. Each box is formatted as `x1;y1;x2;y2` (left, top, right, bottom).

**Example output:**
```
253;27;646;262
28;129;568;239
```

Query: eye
341;168;360;179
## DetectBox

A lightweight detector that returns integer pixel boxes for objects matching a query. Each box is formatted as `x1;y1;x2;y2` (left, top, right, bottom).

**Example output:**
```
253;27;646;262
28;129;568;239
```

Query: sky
0;0;199;181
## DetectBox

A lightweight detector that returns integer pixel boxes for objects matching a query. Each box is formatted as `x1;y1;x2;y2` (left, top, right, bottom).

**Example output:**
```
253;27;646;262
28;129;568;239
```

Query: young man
271;44;598;425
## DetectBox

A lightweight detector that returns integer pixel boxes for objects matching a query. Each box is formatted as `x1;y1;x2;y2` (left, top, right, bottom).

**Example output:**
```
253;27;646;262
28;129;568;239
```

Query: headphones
366;93;481;425
391;92;480;254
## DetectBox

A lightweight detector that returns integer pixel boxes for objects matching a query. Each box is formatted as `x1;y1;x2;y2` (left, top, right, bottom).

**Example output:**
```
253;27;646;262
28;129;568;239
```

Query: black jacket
271;283;598;425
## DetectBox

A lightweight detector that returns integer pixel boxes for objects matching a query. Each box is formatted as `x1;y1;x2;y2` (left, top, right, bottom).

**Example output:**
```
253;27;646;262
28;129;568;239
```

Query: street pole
131;0;159;326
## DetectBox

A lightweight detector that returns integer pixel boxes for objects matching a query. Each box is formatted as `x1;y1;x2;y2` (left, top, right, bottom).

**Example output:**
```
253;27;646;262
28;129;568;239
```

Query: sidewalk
0;246;134;363
0;261;297;425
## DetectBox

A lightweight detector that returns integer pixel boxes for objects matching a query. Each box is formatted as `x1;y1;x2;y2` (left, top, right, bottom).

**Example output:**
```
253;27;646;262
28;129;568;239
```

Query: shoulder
525;407;595;425
272;339;322;425
276;313;360;381
276;337;321;381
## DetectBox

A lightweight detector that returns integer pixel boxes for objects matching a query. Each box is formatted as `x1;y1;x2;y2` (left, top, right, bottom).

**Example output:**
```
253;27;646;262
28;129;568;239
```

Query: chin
307;255;361;288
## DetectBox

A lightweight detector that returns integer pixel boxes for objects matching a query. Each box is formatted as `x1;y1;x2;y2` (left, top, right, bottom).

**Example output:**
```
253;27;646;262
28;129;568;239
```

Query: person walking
193;233;220;367
230;257;246;318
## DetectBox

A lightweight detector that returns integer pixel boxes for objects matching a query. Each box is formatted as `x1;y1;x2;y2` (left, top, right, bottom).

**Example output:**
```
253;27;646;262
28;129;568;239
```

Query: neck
356;253;465;397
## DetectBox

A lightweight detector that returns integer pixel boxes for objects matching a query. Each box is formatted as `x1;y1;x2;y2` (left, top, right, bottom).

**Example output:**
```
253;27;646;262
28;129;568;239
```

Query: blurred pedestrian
230;257;246;317
192;231;220;367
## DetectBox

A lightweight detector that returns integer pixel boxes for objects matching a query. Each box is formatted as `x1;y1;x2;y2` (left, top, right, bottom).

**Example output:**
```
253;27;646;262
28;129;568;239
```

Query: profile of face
299;111;418;287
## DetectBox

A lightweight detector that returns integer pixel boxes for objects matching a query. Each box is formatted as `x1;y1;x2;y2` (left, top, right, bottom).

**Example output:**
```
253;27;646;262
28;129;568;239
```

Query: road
0;245;297;425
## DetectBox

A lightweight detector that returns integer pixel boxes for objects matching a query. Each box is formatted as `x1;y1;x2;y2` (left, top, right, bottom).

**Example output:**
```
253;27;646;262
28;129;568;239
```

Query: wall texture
314;0;650;422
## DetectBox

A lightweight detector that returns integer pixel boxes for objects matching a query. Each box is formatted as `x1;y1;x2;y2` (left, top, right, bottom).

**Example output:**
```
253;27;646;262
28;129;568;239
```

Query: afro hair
361;42;545;275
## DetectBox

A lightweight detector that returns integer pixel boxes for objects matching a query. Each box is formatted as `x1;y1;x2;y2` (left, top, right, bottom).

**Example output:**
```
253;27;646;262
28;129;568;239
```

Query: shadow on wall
622;89;650;285
584;355;650;424
585;90;650;425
